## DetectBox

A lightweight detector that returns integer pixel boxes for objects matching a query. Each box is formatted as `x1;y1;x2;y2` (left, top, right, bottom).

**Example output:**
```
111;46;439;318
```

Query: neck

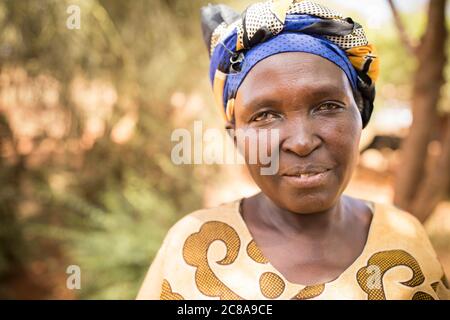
256;193;345;237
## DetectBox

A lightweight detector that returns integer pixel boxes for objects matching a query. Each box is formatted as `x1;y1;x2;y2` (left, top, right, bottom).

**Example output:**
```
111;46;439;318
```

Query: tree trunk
393;0;448;221
411;116;450;222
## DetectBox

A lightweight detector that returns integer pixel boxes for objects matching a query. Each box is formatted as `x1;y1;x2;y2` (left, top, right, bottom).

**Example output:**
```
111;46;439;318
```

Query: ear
225;120;235;130
200;4;240;52
225;119;237;145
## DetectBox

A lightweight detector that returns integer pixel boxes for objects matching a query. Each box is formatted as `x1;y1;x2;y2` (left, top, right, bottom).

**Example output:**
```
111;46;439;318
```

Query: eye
315;102;344;113
251;111;280;122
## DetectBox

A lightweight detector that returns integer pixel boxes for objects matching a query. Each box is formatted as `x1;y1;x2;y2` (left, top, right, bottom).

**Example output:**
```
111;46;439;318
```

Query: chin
271;188;339;214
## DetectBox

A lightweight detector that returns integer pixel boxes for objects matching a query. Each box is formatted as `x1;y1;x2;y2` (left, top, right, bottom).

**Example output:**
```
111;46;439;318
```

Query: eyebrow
243;83;349;111
244;98;281;112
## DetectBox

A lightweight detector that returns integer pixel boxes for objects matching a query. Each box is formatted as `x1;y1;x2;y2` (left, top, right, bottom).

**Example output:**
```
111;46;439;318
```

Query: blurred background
0;0;448;299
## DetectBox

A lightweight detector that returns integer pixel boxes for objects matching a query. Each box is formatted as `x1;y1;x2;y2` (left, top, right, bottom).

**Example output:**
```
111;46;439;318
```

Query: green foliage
31;170;180;299
0;0;209;298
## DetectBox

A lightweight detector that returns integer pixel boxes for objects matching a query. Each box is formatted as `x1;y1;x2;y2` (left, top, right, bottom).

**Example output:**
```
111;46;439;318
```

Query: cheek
316;110;362;159
234;126;279;165
320;114;362;169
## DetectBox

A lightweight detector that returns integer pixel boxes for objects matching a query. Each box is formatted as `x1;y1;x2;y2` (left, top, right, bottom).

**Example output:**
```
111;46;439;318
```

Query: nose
281;118;322;157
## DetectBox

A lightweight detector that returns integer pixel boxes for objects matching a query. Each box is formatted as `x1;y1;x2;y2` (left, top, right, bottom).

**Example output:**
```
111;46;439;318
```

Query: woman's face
233;52;362;214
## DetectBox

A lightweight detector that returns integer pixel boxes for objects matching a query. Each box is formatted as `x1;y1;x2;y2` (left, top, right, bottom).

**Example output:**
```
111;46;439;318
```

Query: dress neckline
233;197;377;288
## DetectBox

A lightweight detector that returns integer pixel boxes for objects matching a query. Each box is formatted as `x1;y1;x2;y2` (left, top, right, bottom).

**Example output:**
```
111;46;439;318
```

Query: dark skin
227;52;373;286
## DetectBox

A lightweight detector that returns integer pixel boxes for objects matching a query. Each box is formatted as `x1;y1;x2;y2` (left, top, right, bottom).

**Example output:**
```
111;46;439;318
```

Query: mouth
281;167;332;188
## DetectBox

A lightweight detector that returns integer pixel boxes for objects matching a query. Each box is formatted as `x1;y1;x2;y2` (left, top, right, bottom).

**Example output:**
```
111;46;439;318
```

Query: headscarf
201;0;379;128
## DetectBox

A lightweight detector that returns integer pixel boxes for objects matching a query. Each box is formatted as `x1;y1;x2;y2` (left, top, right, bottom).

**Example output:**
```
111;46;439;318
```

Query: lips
282;165;331;176
281;165;333;188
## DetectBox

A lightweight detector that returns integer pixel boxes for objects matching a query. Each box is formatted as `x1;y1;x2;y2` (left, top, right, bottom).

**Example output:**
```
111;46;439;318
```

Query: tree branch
393;0;448;213
387;0;418;55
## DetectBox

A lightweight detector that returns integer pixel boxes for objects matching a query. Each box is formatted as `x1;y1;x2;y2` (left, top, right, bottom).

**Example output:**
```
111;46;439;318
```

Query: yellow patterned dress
137;199;449;300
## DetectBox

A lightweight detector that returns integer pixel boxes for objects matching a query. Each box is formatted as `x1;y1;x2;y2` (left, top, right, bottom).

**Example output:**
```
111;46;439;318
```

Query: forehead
236;52;352;105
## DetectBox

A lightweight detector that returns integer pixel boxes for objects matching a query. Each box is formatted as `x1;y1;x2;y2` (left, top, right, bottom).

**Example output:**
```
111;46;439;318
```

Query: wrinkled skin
228;52;373;285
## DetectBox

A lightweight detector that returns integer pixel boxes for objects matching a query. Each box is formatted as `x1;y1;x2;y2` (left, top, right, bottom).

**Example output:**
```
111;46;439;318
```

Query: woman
137;0;448;300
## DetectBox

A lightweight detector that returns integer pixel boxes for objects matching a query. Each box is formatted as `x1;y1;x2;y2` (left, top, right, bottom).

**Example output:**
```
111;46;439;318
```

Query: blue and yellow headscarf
201;0;379;128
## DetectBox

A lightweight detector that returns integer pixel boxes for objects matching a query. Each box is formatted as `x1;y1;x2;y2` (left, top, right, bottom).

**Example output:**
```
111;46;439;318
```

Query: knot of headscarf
201;0;379;128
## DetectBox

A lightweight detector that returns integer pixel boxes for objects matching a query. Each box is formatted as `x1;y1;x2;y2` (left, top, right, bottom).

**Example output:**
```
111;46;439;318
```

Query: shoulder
167;199;241;233
372;201;431;243
370;201;438;253
368;201;446;278
161;199;243;251
361;201;449;299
